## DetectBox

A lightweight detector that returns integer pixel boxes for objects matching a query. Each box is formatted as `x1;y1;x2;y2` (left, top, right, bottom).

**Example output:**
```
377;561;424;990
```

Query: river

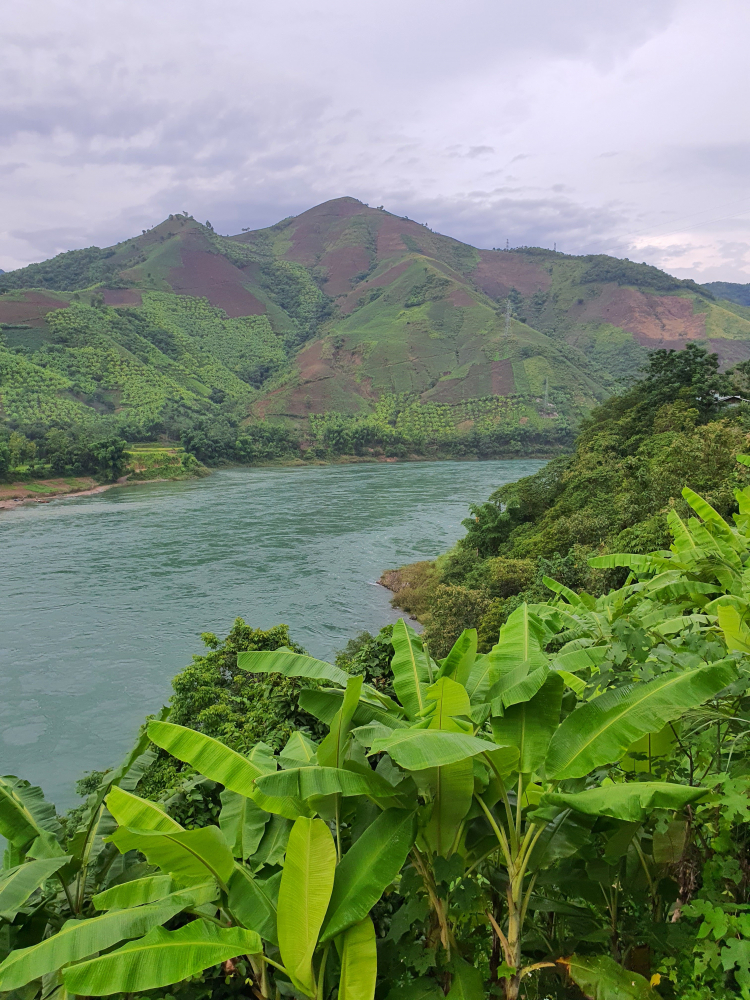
1;459;544;807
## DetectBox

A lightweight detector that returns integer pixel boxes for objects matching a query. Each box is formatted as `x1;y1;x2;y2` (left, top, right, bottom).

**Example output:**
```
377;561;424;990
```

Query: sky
1;0;749;281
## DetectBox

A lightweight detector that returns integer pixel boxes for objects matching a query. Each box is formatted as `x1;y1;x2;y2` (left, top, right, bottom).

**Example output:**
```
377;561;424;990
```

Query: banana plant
0;690;417;1000
238;612;733;1000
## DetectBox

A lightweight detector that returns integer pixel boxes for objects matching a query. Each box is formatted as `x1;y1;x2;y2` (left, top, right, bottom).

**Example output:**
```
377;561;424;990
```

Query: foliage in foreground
4;477;750;998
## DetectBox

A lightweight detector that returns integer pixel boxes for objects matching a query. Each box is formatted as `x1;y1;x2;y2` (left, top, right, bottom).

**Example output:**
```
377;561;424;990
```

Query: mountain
702;281;750;308
2;198;750;460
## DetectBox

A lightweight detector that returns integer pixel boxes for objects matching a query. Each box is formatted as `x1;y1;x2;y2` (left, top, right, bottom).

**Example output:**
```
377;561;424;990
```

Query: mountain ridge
2;197;750;460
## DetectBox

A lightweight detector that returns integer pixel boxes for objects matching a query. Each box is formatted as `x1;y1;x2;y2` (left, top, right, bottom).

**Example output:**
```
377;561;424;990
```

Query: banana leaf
0;857;70;921
337;917;376;1000
255;766;399;801
108;826;235;888
391;620;432;720
421;757;474;858
277;817;336;997
252;815;293;869
385;979;443;1000
62;918;261;997
368;729;497;770
219;789;269;860
147;721;307;820
0;888;207;991
437;630;477;687
299;688;405;730
0;777;64;859
422;677;471;726
545;661;737;779
106;786;183;832
237;649;349;686
279;732;319;768
491;673;563;774
320;808;416;942
92;875;176;910
228;865;281;944
542;782;708;822
560;953;659;999
317;676;363;769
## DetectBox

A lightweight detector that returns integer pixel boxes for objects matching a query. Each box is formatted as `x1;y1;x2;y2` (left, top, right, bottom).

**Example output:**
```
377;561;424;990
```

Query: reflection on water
0;459;545;805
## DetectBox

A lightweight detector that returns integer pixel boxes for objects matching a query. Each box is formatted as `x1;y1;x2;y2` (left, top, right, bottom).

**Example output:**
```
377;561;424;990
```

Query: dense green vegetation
5;480;750;998
5;198;750;472
385;344;750;656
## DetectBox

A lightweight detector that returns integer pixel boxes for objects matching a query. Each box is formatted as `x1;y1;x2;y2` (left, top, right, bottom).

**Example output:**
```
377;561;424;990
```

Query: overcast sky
2;0;749;281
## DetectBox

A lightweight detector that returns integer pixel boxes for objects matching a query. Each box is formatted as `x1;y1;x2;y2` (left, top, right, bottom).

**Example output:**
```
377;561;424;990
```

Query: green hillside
3;198;750;466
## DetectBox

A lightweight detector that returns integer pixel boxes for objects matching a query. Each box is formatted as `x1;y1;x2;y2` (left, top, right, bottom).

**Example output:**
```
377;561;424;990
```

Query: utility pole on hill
544;376;549;411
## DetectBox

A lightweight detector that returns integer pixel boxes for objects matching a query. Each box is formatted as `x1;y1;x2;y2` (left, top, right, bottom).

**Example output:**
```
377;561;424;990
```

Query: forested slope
384;343;750;654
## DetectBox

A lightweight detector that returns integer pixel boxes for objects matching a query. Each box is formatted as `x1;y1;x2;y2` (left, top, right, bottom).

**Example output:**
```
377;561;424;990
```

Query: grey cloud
0;0;748;282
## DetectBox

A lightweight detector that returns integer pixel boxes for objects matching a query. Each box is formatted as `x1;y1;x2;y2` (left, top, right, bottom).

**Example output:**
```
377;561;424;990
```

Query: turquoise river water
0;459;544;807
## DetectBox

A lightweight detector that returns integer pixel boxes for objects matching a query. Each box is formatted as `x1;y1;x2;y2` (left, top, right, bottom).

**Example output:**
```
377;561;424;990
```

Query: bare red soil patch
473;251;550;298
103;289;142;307
491;359;515;395
0;292;68;325
577;286;706;341
169;250;265;317
321;245;371;297
449;288;475;307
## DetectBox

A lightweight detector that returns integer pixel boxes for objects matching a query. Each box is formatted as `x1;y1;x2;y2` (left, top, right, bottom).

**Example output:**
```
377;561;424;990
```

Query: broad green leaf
368;730;497;771
237;649;349;686
0;890;205;991
219;789;269;860
62;919;261;997
0;857;70;921
588;553;663;573
93;875;176;910
542;782;708;822
391;620;432;719
562;953;660;999
490;663;549;712
446;957;484;999
256;766;397;801
337;917;376;1000
542;576;582;605
438;630;477;687
551;646;608;673
528;809;597;870
147;721;263;794
682;487;738;545
277;817;336;997
146;722;306;820
464;653;494;705
279;732;319;768
108;826;235;888
299;688;405;730
106;786;182;833
545;661;737;779
621;724;677;775
422;758;473;857
717;604;750;653
0;777;63;857
228;865;281;944
320;808;416;942
491;674;563;774
423;677;471;726
489;603;548;676
252;815;293;869
318;676;363;769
